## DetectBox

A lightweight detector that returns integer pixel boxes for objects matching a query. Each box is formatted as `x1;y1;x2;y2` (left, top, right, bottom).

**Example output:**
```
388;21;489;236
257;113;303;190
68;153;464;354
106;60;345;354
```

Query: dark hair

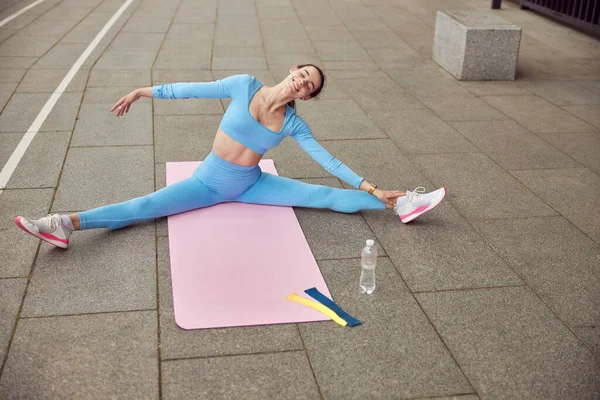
288;63;325;110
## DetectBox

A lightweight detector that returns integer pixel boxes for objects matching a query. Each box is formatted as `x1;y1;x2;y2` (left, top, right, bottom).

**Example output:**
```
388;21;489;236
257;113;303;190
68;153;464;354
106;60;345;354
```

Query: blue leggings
78;152;386;230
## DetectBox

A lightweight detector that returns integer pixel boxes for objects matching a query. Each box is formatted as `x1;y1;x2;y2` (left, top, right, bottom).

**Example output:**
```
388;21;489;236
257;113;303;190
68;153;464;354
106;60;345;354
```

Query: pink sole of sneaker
14;216;69;249
400;187;446;224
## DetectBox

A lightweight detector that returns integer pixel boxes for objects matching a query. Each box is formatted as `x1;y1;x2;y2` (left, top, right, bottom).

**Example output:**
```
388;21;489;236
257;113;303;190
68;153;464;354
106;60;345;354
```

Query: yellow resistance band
286;293;347;327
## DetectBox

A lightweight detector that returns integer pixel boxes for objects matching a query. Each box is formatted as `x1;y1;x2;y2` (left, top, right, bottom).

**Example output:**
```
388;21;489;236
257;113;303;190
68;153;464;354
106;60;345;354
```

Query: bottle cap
366;239;374;246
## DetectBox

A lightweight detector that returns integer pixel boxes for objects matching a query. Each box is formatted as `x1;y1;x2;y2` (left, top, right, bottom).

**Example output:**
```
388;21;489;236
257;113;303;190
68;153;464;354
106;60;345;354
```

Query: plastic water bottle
360;239;377;294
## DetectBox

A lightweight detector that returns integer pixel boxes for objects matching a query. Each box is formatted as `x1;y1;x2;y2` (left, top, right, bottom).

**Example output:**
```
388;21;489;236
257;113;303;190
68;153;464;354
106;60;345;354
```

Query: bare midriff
212;128;262;167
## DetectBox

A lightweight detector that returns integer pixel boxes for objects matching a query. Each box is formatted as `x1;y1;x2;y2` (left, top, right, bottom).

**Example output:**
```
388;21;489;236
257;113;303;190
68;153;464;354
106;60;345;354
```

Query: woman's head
287;64;325;106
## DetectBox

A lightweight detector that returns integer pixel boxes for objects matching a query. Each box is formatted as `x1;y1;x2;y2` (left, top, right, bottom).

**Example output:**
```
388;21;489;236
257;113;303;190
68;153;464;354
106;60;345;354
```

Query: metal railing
503;0;600;37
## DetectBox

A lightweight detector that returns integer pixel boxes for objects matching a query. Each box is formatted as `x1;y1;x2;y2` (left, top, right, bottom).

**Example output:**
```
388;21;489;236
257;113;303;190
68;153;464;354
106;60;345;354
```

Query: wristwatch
368;183;377;195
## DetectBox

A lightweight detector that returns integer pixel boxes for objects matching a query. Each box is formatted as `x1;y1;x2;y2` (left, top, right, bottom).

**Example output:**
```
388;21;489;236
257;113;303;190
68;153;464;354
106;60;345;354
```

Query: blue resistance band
304;288;362;327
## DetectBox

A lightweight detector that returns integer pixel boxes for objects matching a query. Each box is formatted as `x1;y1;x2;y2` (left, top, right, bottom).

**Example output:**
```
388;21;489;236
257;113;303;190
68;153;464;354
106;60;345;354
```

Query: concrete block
433;11;522;80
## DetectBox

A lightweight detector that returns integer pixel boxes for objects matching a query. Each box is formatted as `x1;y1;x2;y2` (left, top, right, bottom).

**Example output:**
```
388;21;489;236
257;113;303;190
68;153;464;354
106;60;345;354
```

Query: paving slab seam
68;144;155;149
400;393;480;400
19;307;158;319
0;0;48;29
147;2;185;399
294;324;325;400
0;0;144;382
413;283;528;294
161;348;306;363
0;239;42;377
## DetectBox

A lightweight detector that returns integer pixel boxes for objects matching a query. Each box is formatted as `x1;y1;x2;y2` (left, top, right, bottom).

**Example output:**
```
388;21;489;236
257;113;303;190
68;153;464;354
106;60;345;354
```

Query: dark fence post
492;0;502;9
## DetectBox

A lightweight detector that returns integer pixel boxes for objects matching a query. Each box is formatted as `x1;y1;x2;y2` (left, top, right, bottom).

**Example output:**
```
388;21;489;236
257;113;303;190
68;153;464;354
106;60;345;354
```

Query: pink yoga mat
166;160;331;330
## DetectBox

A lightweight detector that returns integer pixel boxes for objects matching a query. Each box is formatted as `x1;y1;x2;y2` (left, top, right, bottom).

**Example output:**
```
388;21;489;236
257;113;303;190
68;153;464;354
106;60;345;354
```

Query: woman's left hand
373;189;405;209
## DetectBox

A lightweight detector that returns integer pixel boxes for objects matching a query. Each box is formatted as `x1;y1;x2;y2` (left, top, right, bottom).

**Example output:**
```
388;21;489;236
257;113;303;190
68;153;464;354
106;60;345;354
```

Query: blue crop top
152;74;364;188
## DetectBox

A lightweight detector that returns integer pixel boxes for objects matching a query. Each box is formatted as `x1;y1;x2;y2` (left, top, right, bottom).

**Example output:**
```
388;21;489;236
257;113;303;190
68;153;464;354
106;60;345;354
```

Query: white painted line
0;0;47;28
0;0;135;194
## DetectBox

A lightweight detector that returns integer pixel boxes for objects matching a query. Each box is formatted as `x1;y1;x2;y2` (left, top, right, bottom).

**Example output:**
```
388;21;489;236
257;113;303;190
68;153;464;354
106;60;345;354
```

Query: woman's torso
212;86;287;167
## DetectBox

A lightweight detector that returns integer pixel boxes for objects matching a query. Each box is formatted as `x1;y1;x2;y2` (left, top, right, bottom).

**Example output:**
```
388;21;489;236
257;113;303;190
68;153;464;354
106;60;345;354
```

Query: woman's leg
236;172;386;212
78;176;223;230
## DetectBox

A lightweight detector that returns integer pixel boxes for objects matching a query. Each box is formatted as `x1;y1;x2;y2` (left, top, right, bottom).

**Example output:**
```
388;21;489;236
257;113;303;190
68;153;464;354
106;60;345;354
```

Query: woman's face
287;65;322;100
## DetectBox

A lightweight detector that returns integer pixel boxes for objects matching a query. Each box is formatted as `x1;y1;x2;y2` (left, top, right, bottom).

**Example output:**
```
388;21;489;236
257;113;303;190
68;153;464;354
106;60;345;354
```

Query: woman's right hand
111;90;140;117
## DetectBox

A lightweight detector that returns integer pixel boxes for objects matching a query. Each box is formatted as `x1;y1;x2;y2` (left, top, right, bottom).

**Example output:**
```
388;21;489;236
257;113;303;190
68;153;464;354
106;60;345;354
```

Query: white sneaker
394;187;446;223
14;214;72;249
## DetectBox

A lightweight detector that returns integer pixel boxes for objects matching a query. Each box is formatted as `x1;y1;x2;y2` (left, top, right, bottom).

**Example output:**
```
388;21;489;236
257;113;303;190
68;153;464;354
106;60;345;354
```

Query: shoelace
408;187;426;203
44;214;57;231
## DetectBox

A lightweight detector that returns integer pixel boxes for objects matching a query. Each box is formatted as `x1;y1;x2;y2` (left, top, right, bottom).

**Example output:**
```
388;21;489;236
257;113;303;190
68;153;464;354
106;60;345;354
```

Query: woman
15;64;445;249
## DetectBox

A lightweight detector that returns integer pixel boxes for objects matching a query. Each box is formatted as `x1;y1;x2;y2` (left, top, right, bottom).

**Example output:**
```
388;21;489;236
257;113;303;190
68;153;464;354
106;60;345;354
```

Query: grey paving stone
0;14;36;31
291;177;387;260
165;24;213;43
299;258;472;399
336;77;424;112
72;103;153;146
0;28;14;41
264;138;337;180
422;95;509;122
305;25;355;42
82;86;139;104
256;4;298;20
482;95;597;133
88;69;151;87
95;50;157;70
575;80;600;96
162;352;320;400
0;278;26;362
524;81;600;106
450;120;581;170
22;223;156;316
40;5;94;20
14;19;77;38
214;30;262;47
0;68;27;82
154;115;220;162
472;216;600;326
296;99;387;141
0;56;38;69
540;132;600;175
0;189;54;277
574;327;600;357
0;92;81;133
412;153;557;219
154;44;212;70
266;53;321;77
109;32;165;52
52;146;154;212
363;201;524;292
17;68;88;93
259;19;306;36
0;312;158;399
353;29;411;50
313;41;371;61
416;287;600;400
0;82;17;110
511;168;600;244
152;69;214;85
173;4;217;24
263;35;314;54
458;80;533;96
61;16;121;44
2;131;70;189
155;98;223;115
324;67;388;80
366;46;425;70
123;14;173;33
156;238;303;359
369;109;479;155
386;63;473;100
562;105;600;130
0;35;57;56
212;56;267;70
212;70;276;86
31;44;89;69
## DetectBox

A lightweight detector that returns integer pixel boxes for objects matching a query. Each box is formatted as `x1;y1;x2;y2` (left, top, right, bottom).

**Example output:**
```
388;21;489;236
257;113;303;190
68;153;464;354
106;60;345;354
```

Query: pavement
0;0;599;398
